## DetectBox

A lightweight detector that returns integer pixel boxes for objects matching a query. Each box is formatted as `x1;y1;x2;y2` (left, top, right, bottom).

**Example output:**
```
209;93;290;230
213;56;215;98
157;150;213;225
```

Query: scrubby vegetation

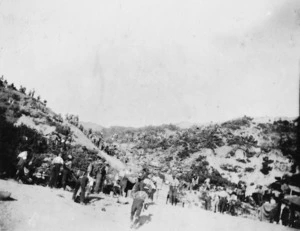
0;76;299;190
0;107;48;176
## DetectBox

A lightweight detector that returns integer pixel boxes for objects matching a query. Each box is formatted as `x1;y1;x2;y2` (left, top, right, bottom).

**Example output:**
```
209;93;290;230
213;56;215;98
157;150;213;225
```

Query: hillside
0;78;299;231
0;76;299;189
86;116;298;188
0;78;127;178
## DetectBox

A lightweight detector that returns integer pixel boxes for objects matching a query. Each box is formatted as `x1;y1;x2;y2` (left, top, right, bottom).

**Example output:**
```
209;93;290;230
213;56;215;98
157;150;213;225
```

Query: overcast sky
0;0;299;127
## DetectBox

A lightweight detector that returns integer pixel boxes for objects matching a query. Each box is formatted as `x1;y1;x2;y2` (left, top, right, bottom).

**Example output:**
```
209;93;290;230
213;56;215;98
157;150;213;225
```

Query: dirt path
0;180;295;231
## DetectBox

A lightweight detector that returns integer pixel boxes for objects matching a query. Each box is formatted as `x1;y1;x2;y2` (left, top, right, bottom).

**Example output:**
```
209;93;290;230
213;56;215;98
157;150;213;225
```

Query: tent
283;195;300;208
289;185;300;195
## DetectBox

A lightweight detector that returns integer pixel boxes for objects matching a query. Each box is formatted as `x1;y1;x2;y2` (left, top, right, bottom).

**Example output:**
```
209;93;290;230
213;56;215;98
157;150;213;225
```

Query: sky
0;0;299;127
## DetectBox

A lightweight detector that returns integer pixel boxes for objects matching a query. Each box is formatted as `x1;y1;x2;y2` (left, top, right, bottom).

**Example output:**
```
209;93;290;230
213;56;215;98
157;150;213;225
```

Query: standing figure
211;188;220;213
169;174;179;206
86;157;100;194
72;171;89;204
48;153;64;188
281;203;291;226
15;151;28;182
95;162;109;194
218;187;229;213
61;155;73;190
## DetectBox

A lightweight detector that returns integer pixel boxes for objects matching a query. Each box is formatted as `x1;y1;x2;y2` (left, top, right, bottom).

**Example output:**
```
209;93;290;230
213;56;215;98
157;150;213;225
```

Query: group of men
71;156;109;204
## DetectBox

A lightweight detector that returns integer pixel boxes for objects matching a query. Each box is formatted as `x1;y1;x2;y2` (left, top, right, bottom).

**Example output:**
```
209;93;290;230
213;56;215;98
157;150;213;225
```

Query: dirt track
0;180;295;231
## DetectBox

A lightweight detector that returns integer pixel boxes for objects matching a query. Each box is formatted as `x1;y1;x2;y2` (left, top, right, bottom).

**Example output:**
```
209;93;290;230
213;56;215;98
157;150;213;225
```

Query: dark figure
274;195;283;224
169;186;178;206
228;201;236;216
289;204;296;227
281;205;290;226
120;176;128;197
168;174;179;206
219;197;228;213
113;180;122;196
49;165;61;188
94;164;104;193
94;164;108;193
205;195;212;211
61;156;73;190
72;173;89;204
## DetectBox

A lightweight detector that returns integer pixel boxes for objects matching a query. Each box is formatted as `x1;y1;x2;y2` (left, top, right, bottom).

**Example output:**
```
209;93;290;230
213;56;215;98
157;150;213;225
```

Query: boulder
0;191;11;200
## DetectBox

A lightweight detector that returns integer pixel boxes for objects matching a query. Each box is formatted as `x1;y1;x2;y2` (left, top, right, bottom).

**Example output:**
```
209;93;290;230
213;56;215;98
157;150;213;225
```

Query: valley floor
0;179;296;231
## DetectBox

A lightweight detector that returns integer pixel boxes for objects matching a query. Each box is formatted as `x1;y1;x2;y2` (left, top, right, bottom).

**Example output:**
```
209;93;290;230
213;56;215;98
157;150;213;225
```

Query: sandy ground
0;179;295;231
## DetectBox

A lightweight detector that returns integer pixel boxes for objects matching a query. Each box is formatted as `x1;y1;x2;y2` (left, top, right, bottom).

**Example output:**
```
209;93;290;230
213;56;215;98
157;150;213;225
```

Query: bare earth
0;180;295;231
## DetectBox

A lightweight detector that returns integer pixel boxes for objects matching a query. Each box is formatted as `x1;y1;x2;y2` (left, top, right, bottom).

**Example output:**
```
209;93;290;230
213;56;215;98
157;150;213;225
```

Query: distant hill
80;121;105;132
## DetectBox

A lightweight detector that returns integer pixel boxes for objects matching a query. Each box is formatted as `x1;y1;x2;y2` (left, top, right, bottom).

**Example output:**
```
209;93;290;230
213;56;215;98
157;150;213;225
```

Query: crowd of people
14;149;300;229
162;174;300;229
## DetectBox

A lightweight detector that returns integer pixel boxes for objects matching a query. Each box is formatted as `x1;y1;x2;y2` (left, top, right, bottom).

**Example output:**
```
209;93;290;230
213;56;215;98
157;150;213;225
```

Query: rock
101;208;106;212
0;191;11;200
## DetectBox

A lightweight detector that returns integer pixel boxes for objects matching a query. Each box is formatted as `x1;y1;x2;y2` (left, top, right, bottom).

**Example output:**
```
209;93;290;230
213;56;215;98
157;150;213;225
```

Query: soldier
48;153;64;188
72;171;89;205
130;173;151;228
94;162;109;194
169;174;179;206
61;155;73;190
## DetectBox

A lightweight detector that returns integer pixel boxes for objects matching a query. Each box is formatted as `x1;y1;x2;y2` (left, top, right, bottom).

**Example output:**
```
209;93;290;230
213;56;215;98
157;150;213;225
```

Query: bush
0;108;49;177
165;156;173;162
220;164;241;173
177;148;190;160
11;93;21;101
222;116;253;130
236;158;247;164
195;155;206;162
244;167;255;173
56;124;71;136
260;160;272;175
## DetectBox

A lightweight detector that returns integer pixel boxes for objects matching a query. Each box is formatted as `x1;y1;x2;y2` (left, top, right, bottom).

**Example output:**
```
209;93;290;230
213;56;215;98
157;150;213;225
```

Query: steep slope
0;79;127;176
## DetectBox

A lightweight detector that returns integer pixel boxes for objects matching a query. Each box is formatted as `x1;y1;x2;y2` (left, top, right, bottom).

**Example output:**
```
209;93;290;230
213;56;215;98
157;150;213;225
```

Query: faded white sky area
0;0;299;127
